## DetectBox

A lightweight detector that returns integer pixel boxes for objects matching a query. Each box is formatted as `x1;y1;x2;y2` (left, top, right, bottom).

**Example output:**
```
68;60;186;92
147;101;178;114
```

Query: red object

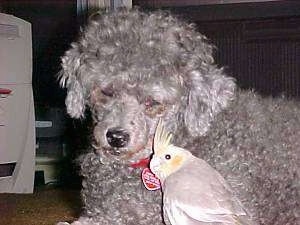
141;167;161;191
130;158;150;168
0;88;12;95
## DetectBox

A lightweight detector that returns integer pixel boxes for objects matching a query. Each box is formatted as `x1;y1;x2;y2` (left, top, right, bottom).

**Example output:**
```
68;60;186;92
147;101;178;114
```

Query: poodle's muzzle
92;97;154;159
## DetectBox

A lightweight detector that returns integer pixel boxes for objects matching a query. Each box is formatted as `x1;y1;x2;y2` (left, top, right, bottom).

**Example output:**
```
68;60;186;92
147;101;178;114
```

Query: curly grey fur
58;9;300;225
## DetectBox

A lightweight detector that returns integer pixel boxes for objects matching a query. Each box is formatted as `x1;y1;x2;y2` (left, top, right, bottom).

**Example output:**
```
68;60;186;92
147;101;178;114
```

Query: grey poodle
58;9;299;225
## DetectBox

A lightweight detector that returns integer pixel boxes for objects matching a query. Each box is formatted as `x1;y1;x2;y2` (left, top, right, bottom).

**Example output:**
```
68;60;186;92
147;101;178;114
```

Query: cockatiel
150;119;256;225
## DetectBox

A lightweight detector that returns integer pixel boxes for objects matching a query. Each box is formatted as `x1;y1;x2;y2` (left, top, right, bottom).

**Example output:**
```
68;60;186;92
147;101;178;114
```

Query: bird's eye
165;154;171;160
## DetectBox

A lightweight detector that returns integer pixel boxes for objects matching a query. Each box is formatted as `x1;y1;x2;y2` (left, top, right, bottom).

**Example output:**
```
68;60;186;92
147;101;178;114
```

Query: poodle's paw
56;217;99;225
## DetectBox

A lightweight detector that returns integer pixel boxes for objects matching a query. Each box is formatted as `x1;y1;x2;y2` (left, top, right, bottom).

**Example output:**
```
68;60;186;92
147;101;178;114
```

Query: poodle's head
59;9;236;162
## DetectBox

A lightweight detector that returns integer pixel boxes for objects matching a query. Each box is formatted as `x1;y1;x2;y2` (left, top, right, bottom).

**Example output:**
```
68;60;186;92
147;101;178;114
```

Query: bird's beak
149;159;160;175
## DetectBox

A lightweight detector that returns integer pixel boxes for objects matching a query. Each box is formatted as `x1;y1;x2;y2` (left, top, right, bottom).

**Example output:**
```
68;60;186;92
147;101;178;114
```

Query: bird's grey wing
163;198;209;225
163;157;253;224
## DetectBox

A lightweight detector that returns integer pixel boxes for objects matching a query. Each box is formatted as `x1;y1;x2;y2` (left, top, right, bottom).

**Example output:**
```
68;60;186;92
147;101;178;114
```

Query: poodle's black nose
106;127;130;148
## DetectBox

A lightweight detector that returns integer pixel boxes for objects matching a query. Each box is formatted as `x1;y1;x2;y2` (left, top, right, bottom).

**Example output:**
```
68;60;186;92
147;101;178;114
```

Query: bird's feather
163;157;253;224
153;118;173;155
151;119;256;224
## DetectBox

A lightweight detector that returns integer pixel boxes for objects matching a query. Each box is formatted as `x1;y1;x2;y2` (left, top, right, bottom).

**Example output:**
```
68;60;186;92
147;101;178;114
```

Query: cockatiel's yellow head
150;119;192;181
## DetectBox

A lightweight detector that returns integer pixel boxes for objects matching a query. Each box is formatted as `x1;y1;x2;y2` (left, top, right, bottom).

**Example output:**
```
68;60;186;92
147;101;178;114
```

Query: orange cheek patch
171;155;183;168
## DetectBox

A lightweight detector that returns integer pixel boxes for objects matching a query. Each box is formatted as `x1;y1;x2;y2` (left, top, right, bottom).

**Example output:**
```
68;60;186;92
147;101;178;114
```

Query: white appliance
0;13;35;193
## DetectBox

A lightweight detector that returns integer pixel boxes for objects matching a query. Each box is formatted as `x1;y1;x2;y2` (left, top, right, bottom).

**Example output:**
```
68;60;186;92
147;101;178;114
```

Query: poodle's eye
144;97;161;108
165;154;171;160
101;87;115;97
144;97;165;117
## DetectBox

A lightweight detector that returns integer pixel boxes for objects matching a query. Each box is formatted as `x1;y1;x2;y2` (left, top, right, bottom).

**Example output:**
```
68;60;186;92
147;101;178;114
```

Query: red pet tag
141;167;161;191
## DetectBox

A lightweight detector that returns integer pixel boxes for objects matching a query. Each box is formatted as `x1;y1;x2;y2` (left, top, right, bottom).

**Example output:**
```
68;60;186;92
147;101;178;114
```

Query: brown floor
0;186;81;225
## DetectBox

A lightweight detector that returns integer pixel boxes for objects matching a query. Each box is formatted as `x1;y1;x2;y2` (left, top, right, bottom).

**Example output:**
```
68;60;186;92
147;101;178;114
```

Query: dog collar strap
130;158;161;191
130;158;150;168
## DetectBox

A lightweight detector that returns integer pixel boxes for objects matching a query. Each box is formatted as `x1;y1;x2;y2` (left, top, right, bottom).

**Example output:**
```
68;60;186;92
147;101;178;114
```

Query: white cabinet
0;13;35;193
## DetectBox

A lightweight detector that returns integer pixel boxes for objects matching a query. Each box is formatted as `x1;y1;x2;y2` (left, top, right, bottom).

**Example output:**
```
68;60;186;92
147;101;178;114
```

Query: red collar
130;158;150;169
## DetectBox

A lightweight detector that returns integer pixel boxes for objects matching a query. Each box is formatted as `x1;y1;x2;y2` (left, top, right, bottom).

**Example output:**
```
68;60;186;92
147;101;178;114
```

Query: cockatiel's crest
150;119;191;181
153;118;173;155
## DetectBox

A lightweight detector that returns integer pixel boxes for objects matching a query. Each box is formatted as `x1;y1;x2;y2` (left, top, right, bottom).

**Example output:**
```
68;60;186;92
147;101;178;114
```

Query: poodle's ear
183;68;236;136
59;44;86;119
169;22;235;135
